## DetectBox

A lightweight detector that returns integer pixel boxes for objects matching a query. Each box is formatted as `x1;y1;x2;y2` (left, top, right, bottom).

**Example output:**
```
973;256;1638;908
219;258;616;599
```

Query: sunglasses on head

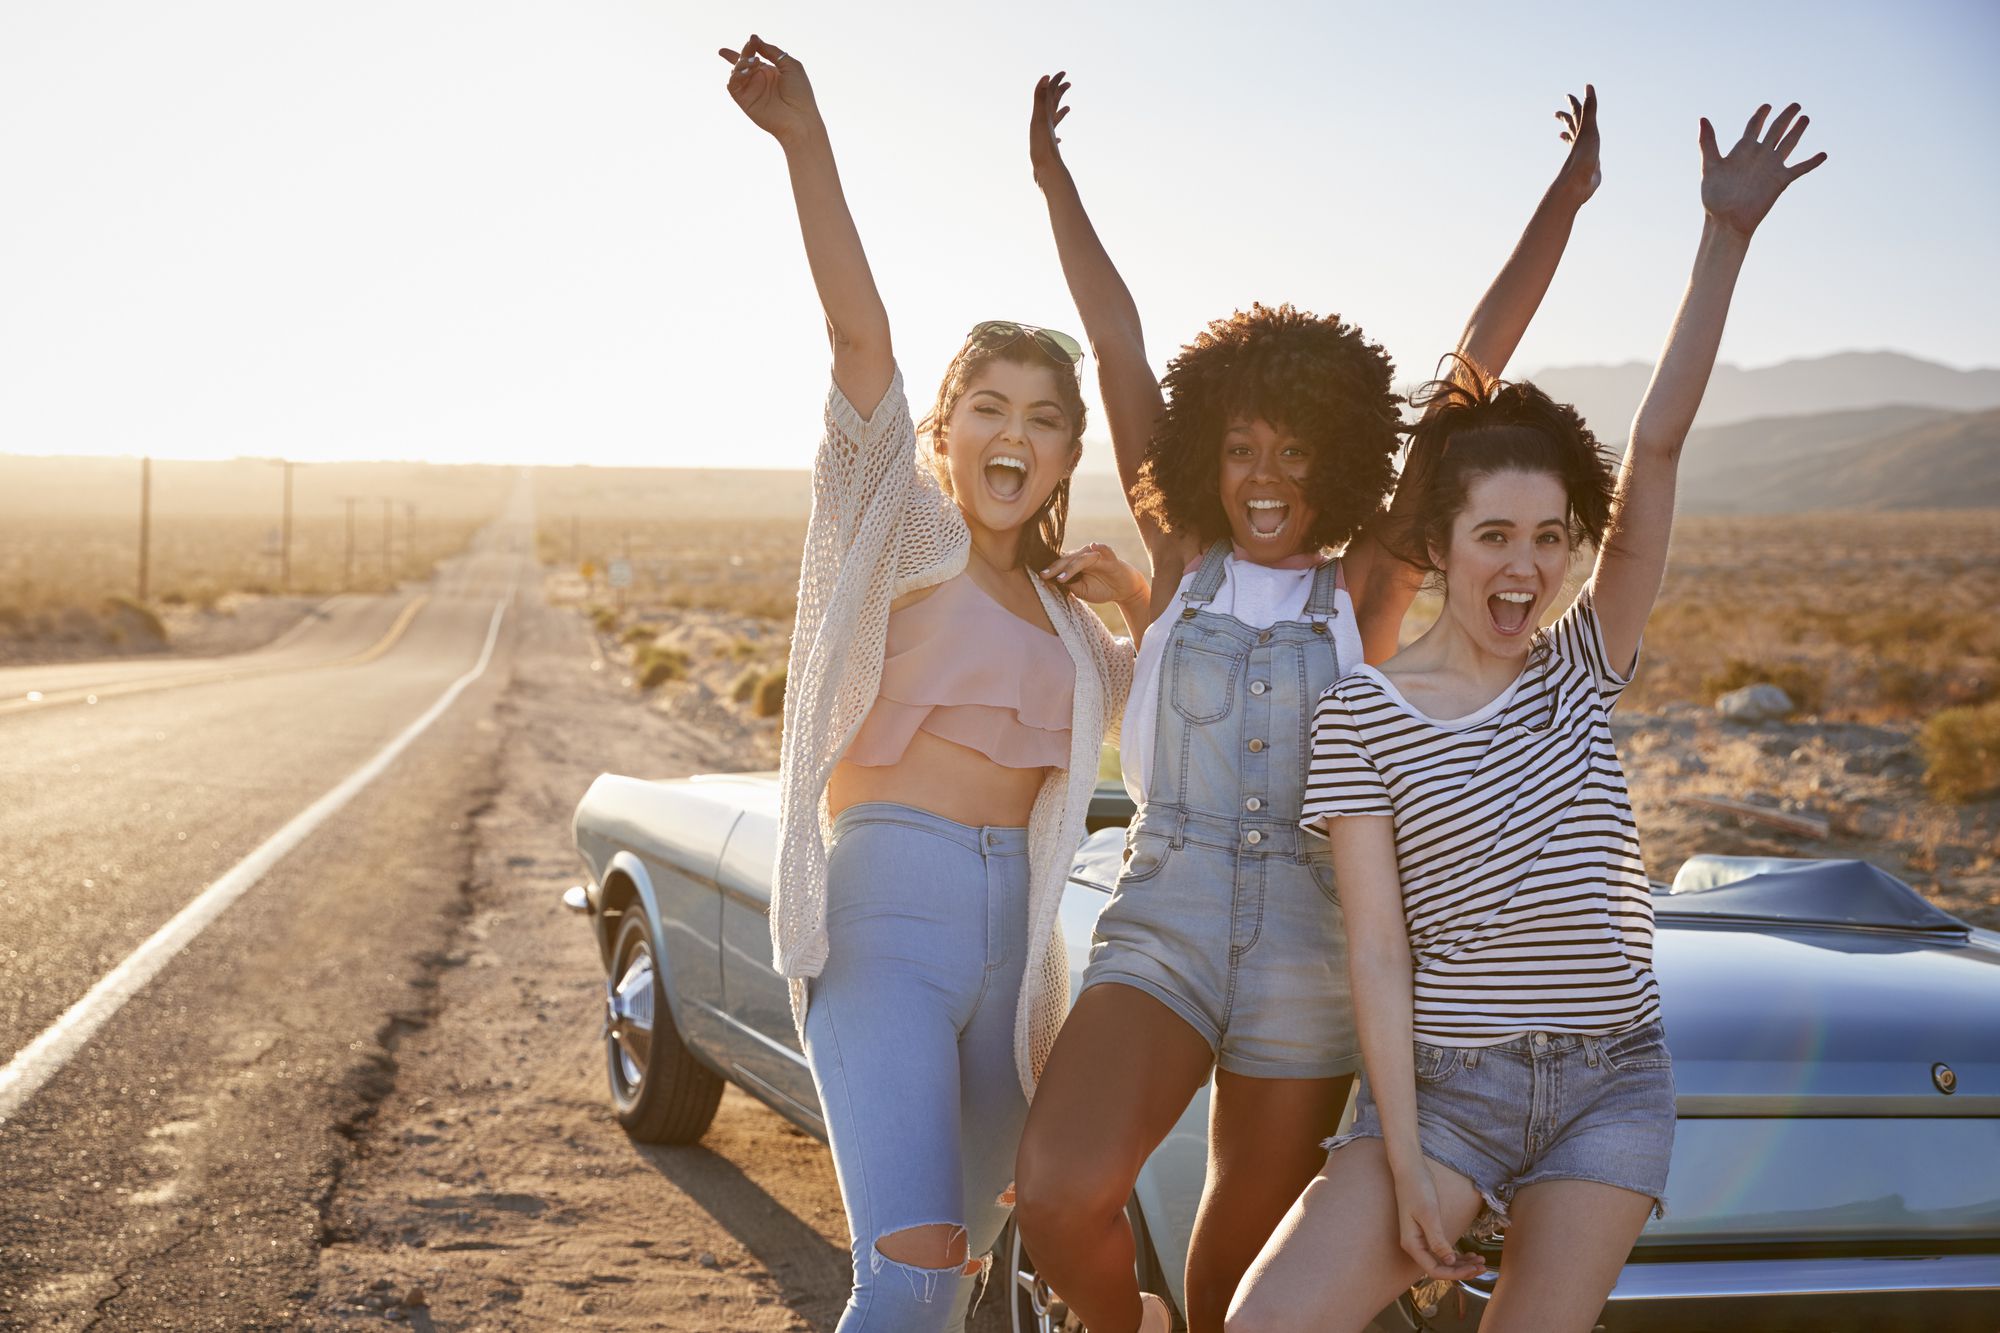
966;319;1084;366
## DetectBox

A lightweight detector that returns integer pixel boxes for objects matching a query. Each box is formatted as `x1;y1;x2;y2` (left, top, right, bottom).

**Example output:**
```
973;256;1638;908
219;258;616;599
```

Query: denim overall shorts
1083;541;1360;1078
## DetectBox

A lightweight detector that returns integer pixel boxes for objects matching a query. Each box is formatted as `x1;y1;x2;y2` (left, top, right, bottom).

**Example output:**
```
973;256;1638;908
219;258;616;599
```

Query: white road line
0;597;510;1125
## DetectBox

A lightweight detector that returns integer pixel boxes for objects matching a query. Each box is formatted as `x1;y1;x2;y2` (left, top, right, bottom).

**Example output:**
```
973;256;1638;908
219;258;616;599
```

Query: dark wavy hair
917;332;1087;576
1394;356;1620;576
1131;303;1401;551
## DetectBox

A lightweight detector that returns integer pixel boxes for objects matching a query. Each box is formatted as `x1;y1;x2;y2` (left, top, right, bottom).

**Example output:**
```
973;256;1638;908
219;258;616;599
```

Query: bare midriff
828;728;1048;828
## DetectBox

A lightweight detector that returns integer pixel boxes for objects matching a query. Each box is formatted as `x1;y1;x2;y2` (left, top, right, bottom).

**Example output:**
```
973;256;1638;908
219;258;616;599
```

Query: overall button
1247;738;1265;753
1244;830;1263;846
1249;680;1267;695
1532;1032;1549;1048
1257;630;1272;644
1245;797;1262;812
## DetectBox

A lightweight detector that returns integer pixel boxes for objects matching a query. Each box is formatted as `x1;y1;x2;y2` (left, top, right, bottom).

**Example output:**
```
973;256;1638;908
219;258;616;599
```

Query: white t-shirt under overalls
1122;550;1364;803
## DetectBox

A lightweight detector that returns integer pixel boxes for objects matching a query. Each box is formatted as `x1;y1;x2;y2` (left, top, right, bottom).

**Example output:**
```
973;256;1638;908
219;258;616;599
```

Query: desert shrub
1699;658;1822;717
620;623;657;646
589;605;618;633
1919;702;2000;803
1871;661;1935;713
753;667;787;718
101;595;166;640
731;666;761;703
728;637;760;660
158;590;188;607
636;644;690;689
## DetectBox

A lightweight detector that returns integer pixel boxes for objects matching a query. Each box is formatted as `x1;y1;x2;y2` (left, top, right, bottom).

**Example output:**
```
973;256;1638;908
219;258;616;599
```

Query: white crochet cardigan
772;367;1133;1098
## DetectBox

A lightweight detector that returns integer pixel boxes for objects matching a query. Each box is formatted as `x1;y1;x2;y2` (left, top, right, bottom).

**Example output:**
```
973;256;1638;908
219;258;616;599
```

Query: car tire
999;1196;1179;1332
605;908;723;1143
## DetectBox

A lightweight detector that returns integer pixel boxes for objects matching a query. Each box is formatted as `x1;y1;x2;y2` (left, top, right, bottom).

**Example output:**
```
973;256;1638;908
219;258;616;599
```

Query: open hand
1552;85;1601;208
1030;71;1073;183
1699;102;1826;237
718;34;822;146
1041;542;1145;607
1396;1171;1487;1284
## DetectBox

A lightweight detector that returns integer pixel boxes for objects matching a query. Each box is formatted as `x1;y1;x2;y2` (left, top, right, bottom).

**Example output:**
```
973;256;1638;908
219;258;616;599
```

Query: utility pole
339;496;360;590
405;503;416;567
381;497;393;581
570;513;579;565
137;456;152;602
274;459;294;592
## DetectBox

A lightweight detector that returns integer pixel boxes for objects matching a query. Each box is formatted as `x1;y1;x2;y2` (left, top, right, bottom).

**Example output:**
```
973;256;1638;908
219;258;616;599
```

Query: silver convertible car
568;770;2000;1331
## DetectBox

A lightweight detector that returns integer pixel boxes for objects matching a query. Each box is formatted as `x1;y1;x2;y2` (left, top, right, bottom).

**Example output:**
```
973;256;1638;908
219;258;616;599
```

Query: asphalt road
0;483;536;1330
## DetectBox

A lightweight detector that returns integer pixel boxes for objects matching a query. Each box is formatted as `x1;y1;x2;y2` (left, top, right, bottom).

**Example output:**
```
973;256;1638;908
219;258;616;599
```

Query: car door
716;806;823;1127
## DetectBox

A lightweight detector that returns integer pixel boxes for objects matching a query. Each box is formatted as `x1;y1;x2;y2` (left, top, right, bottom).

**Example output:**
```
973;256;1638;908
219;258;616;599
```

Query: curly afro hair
1131;303;1401;552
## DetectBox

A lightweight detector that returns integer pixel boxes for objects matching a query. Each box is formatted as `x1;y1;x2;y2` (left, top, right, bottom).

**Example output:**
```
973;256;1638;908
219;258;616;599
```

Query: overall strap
1183;540;1233;607
1304;554;1344;620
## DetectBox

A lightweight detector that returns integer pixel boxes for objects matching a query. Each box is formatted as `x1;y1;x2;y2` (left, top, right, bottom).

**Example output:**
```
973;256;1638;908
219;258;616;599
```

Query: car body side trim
729;1060;825;1137
1677;1092;2000;1117
1455;1254;2000;1305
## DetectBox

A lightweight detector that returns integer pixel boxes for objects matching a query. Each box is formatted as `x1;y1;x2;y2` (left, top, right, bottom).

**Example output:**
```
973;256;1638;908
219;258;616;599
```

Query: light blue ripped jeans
804;802;1031;1333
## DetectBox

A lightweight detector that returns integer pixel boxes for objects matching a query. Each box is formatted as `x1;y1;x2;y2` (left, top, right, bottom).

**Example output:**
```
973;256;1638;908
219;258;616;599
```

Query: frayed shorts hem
1323;1128;1513;1240
1324;1128;1670;1232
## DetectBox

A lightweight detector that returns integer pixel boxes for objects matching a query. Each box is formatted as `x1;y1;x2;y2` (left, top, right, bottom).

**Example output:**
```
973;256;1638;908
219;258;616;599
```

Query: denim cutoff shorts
1328;1023;1676;1233
1084;816;1359;1079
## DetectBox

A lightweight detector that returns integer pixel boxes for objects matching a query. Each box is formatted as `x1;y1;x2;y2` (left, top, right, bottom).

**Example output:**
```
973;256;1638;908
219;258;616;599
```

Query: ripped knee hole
874;1223;983;1275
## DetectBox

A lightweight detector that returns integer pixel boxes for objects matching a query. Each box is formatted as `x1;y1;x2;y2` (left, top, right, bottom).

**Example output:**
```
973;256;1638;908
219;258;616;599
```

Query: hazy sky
3;0;1995;470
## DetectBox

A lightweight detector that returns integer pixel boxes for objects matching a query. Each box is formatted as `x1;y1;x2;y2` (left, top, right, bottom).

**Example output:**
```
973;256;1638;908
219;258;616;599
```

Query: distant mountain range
1678;404;2000;514
1527;350;2000;441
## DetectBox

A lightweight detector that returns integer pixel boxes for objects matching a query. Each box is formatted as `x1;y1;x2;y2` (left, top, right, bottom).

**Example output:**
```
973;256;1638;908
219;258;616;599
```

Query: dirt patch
1618;705;2000;928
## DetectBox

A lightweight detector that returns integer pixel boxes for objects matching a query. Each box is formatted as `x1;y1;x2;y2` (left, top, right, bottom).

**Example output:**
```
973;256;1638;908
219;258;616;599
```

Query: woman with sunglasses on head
1227;104;1825;1333
1013;73;1603;1333
718;36;1145;1333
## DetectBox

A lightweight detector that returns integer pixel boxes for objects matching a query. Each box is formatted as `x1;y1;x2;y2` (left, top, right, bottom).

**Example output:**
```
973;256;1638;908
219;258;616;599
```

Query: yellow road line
0;595;431;718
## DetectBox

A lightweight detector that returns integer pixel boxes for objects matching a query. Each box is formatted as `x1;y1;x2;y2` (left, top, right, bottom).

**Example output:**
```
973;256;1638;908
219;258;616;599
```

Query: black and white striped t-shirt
1300;587;1658;1045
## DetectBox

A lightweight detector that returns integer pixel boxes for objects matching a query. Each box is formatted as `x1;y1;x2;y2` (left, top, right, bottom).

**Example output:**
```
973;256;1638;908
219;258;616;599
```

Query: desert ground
2;458;1996;1329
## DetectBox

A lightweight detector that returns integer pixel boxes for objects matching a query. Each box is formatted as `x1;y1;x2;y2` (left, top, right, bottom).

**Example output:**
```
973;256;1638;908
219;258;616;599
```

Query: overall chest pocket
1170;639;1240;724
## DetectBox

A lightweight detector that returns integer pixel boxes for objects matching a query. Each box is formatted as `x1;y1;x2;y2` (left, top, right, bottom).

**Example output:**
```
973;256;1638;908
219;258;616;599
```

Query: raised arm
1591;102;1825;670
721;36;894;417
1347;88;1603;663
1029;73;1180;574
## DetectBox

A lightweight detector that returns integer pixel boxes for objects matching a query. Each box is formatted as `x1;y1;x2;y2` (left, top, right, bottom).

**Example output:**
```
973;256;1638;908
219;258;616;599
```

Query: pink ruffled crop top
846;572;1075;770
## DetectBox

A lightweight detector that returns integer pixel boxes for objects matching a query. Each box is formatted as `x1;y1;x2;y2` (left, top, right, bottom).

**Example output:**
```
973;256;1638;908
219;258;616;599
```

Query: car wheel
999;1197;1178;1332
605;908;723;1143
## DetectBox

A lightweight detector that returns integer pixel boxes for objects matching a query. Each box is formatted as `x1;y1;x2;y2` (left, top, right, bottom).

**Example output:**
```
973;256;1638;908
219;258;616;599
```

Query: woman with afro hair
1012;74;1606;1333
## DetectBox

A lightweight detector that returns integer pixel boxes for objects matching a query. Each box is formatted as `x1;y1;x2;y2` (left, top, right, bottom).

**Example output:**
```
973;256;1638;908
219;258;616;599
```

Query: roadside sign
580;560;597;581
608;559;633;589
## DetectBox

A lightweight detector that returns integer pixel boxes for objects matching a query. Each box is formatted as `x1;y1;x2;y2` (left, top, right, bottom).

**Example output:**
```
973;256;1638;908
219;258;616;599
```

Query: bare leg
1480;1180;1653;1333
1227;1138;1485;1333
1014;984;1214;1333
1182;1070;1353;1333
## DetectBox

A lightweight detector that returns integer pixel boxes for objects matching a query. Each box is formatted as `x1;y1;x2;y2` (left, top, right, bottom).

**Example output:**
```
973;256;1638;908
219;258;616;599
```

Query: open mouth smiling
983;454;1028;501
1488;589;1535;635
1245;497;1290;539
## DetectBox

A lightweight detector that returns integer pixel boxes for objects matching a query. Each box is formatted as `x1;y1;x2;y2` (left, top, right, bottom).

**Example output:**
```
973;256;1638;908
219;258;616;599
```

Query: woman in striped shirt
1228;103;1826;1333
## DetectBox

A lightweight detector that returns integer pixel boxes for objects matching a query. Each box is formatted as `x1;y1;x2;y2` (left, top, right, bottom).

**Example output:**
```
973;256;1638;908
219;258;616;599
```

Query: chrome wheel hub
607;944;656;1090
1010;1225;1065;1333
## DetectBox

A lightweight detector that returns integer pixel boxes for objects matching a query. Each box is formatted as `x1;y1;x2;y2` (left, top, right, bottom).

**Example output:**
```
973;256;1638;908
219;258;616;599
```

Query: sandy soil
1617;705;2000;929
